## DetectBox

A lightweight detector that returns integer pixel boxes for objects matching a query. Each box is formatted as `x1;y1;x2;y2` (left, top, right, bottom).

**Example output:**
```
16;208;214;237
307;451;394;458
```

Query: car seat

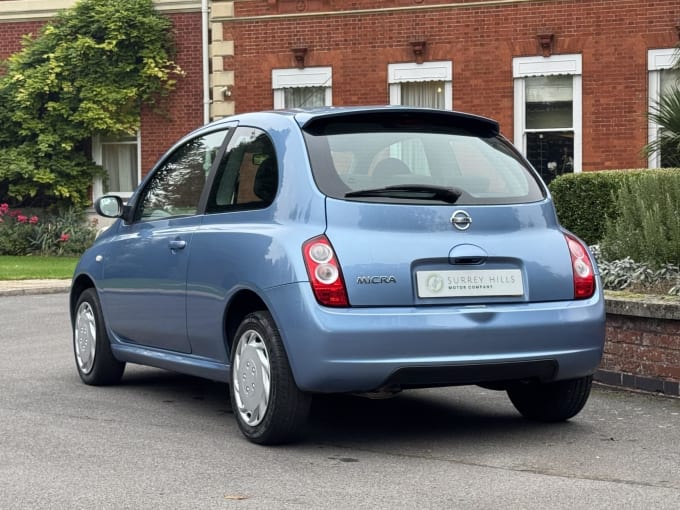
372;157;411;179
253;157;278;203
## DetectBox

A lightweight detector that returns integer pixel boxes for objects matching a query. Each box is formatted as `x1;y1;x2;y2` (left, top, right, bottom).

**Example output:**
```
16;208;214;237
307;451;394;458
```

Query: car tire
230;311;311;445
73;288;125;385
507;375;592;422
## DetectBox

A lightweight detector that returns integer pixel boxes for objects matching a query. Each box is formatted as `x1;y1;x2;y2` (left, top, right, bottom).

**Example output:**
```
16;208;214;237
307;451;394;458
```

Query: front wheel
507;376;592;422
230;311;311;445
73;288;125;385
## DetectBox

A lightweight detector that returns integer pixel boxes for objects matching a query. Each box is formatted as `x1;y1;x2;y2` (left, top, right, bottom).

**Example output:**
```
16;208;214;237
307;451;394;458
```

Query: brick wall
224;0;680;171
139;12;205;174
597;297;680;397
0;21;44;59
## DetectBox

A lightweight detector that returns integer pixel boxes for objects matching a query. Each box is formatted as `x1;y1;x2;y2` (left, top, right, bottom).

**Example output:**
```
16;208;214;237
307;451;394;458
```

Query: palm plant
644;45;680;168
645;84;680;167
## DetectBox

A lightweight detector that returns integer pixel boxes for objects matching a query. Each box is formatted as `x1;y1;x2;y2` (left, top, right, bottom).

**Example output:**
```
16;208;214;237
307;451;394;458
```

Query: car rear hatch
300;107;585;307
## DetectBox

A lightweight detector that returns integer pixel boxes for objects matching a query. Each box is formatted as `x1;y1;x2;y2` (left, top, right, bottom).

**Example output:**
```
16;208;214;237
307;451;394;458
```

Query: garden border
596;293;680;397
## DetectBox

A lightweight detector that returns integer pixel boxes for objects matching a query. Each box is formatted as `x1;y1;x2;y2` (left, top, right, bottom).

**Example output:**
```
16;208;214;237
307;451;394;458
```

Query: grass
0;256;77;280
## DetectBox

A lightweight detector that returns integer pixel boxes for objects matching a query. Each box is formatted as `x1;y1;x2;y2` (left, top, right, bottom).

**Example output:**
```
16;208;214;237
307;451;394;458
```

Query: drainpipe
201;0;210;124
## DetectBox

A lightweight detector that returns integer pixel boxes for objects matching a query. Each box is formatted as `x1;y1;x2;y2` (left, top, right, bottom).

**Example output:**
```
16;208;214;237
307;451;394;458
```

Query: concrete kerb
0;279;71;297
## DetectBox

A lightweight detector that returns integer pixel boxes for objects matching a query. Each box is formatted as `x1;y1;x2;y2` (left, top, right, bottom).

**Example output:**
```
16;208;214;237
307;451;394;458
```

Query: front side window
303;112;544;206
272;67;332;109
513;55;582;184
137;130;228;221
388;62;452;110
206;127;278;213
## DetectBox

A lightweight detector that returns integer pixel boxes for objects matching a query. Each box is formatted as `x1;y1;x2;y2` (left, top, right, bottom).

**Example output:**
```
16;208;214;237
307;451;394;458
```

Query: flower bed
0;203;97;256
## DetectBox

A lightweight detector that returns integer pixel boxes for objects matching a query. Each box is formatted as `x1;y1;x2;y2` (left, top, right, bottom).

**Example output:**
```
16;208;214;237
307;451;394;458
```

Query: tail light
302;235;349;307
564;233;595;299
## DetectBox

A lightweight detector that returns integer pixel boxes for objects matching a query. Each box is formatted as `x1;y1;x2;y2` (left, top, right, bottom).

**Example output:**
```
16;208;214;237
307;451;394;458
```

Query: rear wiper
345;184;462;203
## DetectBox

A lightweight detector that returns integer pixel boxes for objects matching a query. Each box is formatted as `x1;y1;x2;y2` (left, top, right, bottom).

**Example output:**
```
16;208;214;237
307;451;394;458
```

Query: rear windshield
303;116;546;205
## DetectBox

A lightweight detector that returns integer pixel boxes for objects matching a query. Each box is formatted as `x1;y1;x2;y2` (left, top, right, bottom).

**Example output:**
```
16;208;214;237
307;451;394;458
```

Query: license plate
416;269;524;298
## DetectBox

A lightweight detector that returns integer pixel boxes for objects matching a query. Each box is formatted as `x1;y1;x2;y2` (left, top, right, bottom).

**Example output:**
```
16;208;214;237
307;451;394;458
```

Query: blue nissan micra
71;107;605;444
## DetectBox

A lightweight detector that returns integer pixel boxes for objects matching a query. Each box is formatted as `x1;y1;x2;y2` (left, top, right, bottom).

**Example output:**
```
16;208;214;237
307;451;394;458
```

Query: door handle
169;239;187;250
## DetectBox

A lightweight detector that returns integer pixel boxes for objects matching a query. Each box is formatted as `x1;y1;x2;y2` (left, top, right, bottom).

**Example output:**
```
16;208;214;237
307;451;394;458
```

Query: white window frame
272;67;332;109
92;132;142;201
648;48;677;168
513;54;582;173
388;61;453;109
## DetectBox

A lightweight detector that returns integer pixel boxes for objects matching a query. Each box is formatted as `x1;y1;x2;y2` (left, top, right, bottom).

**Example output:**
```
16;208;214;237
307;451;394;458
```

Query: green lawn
0;256;77;280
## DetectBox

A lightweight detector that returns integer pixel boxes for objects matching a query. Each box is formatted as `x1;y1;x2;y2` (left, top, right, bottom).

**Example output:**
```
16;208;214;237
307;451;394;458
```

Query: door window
137;130;228;221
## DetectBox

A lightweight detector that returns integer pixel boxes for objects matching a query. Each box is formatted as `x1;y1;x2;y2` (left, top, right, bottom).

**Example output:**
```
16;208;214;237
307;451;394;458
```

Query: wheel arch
224;289;269;356
70;275;96;325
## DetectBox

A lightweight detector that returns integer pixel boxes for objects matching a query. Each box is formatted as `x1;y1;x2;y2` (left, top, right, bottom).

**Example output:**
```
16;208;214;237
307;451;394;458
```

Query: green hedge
548;169;679;245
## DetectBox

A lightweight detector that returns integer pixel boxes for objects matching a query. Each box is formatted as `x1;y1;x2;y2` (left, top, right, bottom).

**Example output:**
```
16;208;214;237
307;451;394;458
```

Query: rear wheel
73;288;125;385
507;376;592;422
230;311;311;445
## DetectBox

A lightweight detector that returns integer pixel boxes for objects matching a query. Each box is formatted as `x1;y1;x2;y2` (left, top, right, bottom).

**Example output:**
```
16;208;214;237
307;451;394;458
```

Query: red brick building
1;0;679;197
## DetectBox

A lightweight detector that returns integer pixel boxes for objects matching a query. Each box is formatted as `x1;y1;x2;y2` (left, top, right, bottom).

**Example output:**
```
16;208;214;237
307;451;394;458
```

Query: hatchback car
71;107;605;444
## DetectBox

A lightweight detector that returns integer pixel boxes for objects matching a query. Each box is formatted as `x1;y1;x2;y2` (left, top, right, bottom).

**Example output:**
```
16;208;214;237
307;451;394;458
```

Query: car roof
201;106;500;137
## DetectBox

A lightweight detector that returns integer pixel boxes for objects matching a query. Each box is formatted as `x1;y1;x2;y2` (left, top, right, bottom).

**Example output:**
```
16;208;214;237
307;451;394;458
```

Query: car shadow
304;391;572;446
111;367;583;446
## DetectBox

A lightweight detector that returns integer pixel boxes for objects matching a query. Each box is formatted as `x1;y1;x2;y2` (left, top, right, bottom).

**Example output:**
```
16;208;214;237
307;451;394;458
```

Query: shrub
591;246;680;296
600;170;680;267
0;203;97;256
548;170;647;245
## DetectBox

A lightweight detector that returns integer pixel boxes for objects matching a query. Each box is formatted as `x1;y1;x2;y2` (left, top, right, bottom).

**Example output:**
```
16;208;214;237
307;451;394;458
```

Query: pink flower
29;216;39;224
9;209;20;218
17;215;28;223
0;203;8;216
59;233;71;242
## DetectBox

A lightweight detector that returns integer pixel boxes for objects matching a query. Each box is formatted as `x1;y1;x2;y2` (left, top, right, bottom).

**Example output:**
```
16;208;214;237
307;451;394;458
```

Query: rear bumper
265;283;606;393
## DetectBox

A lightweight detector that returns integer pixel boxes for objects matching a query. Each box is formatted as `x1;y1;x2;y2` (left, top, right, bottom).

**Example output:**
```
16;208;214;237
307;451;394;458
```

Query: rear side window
206;127;278;213
303;113;545;205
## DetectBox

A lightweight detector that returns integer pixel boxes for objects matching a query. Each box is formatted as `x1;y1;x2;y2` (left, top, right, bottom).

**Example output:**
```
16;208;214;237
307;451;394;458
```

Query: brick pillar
210;1;235;119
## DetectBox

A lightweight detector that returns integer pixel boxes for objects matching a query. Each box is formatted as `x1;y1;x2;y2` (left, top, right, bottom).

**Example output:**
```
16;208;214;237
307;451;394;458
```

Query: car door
185;127;282;361
98;129;229;353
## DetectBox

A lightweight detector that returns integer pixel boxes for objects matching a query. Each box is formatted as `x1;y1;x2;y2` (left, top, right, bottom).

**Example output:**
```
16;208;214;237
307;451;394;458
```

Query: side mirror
94;196;124;218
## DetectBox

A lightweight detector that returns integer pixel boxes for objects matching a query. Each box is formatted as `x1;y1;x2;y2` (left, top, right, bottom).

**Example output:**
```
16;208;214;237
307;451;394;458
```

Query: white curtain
102;138;138;193
284;87;326;108
400;81;445;109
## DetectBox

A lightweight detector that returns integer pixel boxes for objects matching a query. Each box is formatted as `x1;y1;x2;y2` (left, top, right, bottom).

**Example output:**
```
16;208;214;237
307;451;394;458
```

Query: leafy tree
0;0;183;208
